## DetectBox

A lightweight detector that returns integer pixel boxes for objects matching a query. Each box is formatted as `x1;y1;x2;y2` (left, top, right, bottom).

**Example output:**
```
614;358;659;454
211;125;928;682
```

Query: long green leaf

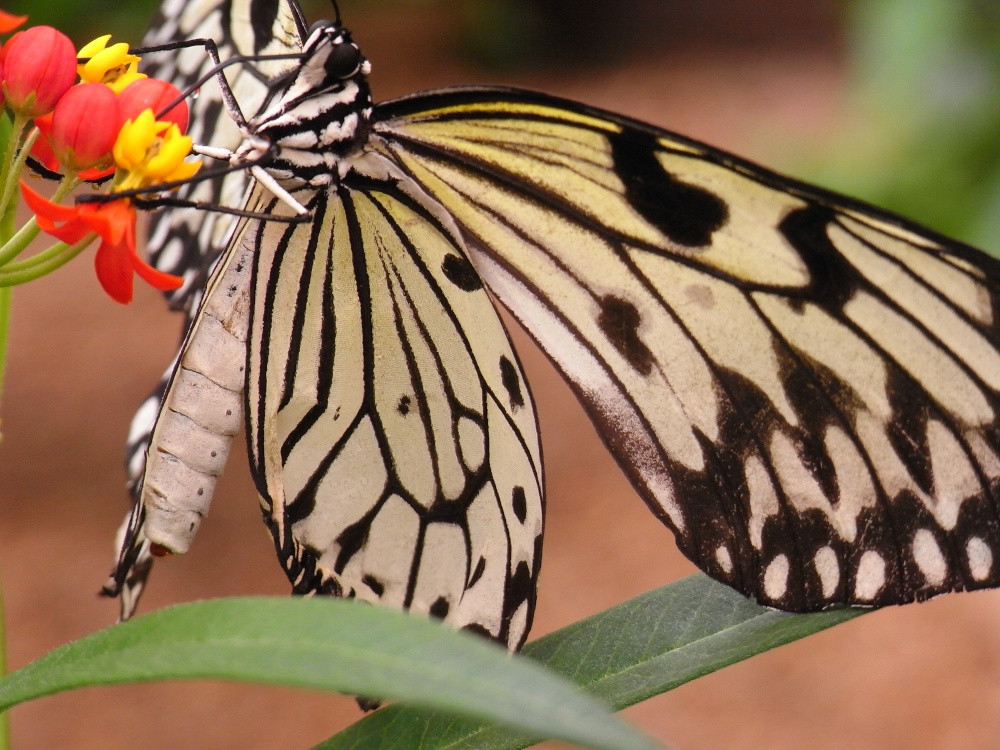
0;597;659;750
317;575;866;750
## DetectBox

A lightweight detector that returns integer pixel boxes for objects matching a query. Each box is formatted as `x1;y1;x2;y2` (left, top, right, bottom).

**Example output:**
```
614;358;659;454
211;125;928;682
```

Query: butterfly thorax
237;21;373;189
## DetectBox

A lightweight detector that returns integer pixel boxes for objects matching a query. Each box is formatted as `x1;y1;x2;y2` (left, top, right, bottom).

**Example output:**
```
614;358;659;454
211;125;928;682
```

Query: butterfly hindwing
245;156;543;648
372;87;1000;609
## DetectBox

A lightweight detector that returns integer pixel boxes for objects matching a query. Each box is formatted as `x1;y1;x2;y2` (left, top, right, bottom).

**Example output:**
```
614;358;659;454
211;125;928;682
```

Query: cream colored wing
245;157;543;648
372;86;1000;611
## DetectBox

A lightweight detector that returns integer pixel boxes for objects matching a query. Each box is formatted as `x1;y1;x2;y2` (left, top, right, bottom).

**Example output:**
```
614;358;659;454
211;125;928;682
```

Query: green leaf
316;575;865;750
0;597;659;750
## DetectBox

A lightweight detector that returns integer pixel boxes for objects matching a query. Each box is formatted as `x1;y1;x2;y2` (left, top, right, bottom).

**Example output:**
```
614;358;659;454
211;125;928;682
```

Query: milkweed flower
77;35;145;93
119;78;189;134
50;83;121;171
18;106;199;303
20;182;182;303
114;109;200;190
2;25;76;116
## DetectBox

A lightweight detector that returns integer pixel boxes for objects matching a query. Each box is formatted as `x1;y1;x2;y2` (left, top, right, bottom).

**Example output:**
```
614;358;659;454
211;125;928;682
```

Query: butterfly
105;0;1000;653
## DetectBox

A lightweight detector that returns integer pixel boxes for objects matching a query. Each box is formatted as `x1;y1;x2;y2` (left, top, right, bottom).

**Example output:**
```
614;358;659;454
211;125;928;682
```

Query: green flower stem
0;218;41;268
0;174;81;269
0;128;38;221
51;173;79;203
0;115;29;220
0;239;90;287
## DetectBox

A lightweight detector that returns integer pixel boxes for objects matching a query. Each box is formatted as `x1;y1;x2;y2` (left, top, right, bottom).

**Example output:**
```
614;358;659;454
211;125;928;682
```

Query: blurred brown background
3;0;1000;748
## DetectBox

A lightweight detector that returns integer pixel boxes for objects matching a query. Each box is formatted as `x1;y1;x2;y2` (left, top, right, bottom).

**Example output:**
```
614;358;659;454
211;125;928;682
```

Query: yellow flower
78;35;146;93
113;109;201;191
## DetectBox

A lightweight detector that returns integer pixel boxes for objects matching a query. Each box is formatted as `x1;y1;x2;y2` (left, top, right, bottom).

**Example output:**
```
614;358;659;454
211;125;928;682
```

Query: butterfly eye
325;41;362;79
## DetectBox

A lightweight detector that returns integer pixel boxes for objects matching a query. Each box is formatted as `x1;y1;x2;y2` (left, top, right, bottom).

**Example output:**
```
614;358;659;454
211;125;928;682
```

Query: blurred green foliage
5;0;159;40
811;0;1000;254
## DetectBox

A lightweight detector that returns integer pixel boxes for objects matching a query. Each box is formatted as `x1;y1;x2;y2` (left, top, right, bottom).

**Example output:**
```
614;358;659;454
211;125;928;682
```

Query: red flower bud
3;26;77;116
50;83;121;171
28;111;59;172
119;78;189;134
0;30;20;64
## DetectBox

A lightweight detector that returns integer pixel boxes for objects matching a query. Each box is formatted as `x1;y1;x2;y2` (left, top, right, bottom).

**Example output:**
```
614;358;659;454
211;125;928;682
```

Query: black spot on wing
362;574;384;597
442;253;483;291
429;596;450;619
463;623;492;639
597;295;654;375
504;560;533;620
778;205;857;310
511;486;527;524
249;0;281;51
499;356;525;410
609;128;727;247
468;556;486;588
398;395;411;415
335;519;369;574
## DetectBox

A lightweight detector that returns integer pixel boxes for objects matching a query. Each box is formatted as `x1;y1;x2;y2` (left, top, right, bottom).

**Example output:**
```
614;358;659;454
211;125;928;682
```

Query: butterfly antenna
330;0;342;24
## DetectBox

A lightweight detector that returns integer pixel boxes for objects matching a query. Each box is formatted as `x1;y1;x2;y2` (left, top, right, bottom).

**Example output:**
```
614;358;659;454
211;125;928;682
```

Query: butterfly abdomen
133;222;258;558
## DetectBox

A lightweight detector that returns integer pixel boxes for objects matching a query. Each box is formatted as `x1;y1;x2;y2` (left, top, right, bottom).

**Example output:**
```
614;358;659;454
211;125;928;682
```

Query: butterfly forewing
245;165;543;647
140;0;306;307
373;88;1000;609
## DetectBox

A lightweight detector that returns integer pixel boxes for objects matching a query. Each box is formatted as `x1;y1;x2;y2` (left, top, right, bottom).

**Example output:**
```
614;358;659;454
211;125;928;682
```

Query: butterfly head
244;20;374;188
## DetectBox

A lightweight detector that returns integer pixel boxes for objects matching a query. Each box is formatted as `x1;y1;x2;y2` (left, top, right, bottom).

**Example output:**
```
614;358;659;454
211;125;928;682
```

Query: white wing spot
763;554;789;601
912;528;947;586
967;536;993;581
813;546;840;599
506;599;530;649
745;454;779;550
854;550;886;601
926;419;979;529
715;544;733;575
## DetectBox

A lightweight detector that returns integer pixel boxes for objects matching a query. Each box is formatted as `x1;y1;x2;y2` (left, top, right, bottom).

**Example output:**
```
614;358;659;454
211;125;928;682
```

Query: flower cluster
0;13;201;302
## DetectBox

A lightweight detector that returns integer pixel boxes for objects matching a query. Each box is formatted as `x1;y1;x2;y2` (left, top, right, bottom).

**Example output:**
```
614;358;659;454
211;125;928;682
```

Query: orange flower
0;11;26;34
20;181;182;303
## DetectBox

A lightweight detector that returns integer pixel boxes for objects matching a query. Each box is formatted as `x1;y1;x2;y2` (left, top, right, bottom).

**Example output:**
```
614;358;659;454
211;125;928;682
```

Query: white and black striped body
237;22;374;187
